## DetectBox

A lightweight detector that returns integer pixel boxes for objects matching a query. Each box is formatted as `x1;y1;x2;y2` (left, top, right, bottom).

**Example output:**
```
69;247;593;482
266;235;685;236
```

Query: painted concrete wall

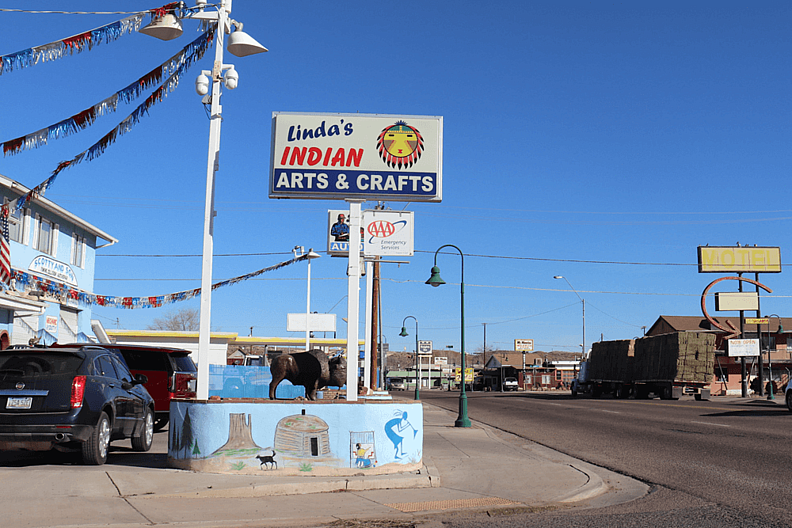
168;401;423;476
208;364;306;399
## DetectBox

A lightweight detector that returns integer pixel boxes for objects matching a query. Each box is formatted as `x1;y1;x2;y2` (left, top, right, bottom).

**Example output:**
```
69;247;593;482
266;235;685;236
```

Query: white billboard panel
727;338;760;357
363;210;414;257
270;113;442;202
287;313;337;332
515;339;534;351
715;292;759;311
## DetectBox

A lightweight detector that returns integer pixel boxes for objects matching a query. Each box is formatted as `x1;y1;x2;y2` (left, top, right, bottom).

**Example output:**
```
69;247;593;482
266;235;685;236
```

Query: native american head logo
376;121;424;170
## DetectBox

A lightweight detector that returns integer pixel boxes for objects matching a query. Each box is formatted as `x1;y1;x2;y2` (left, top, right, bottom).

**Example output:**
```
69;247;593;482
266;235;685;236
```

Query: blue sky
1;1;790;354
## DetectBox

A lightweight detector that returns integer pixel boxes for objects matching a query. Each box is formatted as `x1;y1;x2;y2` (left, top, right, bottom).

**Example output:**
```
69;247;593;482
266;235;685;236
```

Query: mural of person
330;213;349;241
384;410;417;460
354;443;373;468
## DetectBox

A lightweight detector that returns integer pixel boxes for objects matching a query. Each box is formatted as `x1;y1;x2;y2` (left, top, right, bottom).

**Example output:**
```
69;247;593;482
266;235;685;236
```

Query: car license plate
6;397;33;409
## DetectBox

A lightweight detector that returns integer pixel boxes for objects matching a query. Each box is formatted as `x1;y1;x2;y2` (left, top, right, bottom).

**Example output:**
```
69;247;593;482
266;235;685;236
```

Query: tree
147;307;199;331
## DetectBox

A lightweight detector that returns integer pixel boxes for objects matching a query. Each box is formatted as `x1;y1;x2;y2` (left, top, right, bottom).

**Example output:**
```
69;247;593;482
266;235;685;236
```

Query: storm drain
384;497;518;512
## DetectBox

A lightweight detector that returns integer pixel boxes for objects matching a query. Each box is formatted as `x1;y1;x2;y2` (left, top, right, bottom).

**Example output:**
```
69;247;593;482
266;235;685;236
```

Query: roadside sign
454;367;474;382
745;318;769;325
270;112;443;202
327;209;366;256
363;210;414;257
418;340;433;357
715;292;759;311
727;339;760;357
287;313;336;332
698;246;781;274
514;339;534;352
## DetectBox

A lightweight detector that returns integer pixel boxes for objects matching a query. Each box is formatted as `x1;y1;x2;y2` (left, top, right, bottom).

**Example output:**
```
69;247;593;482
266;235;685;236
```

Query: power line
97;248;698;267
99;251;294;258
417;249;694;267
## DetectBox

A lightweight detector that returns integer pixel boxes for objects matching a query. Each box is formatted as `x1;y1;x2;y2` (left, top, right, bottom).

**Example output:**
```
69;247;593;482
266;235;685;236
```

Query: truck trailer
571;332;715;400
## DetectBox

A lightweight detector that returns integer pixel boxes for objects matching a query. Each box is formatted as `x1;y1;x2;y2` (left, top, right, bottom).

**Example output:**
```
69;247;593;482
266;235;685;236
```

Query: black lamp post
399;316;420;400
426;244;471;428
768;314;784;400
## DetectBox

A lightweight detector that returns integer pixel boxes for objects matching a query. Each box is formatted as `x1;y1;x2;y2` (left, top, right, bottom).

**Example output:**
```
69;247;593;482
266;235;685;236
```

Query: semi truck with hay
571;332;716;400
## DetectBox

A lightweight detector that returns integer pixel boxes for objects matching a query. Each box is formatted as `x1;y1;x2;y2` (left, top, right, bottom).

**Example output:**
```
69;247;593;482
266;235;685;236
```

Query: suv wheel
132;408;154;451
82;412;111;465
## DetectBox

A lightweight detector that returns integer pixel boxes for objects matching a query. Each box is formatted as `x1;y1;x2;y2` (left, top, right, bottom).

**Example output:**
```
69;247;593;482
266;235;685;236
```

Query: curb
144;465;435;499
556;463;607;503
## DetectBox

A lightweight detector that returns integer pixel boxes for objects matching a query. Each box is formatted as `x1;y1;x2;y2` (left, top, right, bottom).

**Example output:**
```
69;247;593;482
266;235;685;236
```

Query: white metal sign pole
196;7;227;401
346;200;363;401
364;260;373;391
305;253;312;351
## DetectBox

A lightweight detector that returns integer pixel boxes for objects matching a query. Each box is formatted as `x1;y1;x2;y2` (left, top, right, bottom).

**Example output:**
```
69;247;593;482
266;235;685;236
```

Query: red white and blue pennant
5;27;214;213
0;3;183;76
11;253;313;309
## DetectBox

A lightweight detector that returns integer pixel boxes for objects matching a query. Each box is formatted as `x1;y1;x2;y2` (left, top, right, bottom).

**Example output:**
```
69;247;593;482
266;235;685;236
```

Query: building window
71;233;85;268
4;202;27;244
34;215;57;256
36;218;52;254
555;370;562;381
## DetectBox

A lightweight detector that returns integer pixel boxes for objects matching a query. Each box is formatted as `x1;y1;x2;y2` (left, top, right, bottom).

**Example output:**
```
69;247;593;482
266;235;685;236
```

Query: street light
426;245;471;428
399;316;420;400
554;275;586;355
143;0;267;400
294;247;321;351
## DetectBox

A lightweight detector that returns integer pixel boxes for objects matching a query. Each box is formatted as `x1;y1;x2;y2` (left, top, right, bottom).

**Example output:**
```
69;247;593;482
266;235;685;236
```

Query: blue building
0;174;117;347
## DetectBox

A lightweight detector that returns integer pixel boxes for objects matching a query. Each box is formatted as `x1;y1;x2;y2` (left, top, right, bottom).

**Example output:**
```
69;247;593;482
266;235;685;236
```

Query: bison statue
269;349;346;400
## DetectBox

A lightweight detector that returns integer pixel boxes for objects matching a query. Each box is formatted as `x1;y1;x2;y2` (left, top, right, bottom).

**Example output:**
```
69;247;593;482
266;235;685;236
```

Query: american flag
0;206;11;286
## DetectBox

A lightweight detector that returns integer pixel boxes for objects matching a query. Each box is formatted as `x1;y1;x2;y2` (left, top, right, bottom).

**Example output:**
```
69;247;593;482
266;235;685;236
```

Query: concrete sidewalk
3;401;647;528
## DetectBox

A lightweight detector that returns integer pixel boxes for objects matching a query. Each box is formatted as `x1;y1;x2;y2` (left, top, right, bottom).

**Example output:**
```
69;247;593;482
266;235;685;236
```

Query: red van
54;344;196;431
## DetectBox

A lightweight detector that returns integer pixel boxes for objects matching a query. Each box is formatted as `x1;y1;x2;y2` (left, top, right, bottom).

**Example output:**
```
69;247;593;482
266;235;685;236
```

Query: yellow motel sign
698;246;781;273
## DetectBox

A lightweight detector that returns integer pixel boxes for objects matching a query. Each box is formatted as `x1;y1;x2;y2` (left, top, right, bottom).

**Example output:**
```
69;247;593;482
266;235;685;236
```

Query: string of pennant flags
5;28;214;215
11;253;312;309
3;27;213;158
0;2;221;300
0;2;182;76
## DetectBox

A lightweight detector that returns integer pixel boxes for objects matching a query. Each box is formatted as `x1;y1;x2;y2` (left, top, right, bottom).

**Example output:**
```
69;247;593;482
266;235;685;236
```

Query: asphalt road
0;422;170;468
407;390;792;527
4;394;792;528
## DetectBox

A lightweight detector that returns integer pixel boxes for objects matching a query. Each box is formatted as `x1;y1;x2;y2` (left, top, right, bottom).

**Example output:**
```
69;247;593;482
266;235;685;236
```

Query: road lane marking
691;421;730;427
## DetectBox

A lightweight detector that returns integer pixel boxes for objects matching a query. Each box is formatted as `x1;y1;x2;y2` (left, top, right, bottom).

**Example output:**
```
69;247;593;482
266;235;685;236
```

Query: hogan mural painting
168;401;423;476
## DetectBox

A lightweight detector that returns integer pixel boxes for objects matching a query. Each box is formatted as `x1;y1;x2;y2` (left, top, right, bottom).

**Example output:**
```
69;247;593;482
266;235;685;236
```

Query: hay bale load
573;332;716;401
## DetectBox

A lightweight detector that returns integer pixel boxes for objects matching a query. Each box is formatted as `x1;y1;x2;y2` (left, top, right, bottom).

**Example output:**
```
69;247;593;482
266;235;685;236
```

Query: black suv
0;346;155;465
103;344;196;431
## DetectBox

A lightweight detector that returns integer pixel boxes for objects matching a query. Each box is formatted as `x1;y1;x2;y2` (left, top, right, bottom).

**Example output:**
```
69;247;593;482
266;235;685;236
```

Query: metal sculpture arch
700;276;772;339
